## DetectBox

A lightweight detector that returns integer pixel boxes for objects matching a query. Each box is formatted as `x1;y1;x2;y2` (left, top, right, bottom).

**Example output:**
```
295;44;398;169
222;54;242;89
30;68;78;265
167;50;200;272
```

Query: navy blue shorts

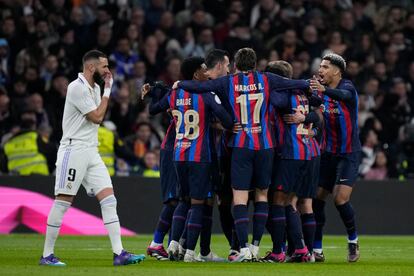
273;159;309;194
319;151;361;193
160;149;178;203
175;161;212;200
231;148;274;191
297;156;320;198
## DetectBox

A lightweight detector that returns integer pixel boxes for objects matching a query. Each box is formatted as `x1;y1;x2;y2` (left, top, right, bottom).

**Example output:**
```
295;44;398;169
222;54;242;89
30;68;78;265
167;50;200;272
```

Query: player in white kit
39;50;145;266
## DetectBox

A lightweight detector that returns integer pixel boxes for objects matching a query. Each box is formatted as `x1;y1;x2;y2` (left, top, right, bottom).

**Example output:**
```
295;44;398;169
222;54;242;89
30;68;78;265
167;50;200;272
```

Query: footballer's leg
40;147;86;266
333;152;360;262
148;149;178;260
298;198;316;262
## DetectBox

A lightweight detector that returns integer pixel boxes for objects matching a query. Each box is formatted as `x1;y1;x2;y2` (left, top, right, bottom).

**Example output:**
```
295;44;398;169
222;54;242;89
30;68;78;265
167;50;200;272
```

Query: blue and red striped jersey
166;89;232;162
177;71;310;151
320;79;361;154
227;72;275;150
274;91;313;160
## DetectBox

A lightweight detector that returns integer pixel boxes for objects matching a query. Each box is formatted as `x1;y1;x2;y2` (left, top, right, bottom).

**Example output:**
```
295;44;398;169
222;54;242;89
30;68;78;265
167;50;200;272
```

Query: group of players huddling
39;47;361;266
143;47;361;264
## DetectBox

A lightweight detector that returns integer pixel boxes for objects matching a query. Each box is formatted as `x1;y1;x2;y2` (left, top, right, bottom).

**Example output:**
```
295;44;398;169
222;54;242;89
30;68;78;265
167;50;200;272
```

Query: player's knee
297;198;313;214
167;199;178;207
255;188;268;202
334;196;348;206
191;198;204;205
99;195;119;223
272;191;287;206
47;199;71;225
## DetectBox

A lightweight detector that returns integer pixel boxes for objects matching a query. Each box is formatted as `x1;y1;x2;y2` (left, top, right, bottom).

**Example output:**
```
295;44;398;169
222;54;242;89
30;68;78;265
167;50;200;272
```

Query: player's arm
266;72;309;92
207;93;234;130
310;78;353;102
86;72;113;124
283;110;319;125
175;76;228;100
308;92;323;107
149;92;171;115
269;90;290;109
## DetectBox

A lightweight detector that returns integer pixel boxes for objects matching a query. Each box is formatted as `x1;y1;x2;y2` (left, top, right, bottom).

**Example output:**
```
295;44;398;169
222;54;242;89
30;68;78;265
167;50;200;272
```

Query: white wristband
103;87;111;98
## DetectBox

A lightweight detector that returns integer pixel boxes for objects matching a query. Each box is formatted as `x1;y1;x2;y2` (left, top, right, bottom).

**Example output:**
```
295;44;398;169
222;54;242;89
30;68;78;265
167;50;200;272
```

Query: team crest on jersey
66;182;72;190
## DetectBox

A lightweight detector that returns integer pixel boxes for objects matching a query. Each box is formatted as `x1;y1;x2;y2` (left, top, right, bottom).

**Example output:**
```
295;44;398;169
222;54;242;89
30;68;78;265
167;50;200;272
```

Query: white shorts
54;146;112;196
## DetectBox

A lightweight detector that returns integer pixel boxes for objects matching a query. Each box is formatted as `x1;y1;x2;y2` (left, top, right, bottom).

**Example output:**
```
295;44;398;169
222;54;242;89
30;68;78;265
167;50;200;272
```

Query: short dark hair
234;48;256;71
205;49;228;69
180;57;205;80
265;61;293;78
82;50;107;65
322;53;346;73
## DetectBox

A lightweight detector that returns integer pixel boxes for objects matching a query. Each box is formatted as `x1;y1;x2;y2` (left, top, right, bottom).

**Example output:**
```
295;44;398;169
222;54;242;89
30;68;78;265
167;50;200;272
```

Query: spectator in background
109;83;137;138
301;25;324;62
250;0;280;28
0;38;10;87
183;27;215;58
128;61;152;105
24;66;45;95
26;93;51;132
46;73;68;143
157;57;181;87
125;122;161;161
9;77;28;116
95;24;113;56
141;35;161;80
139;150;160;177
359;129;379;177
0;109;56;175
364;150;388;180
40;54;59;91
0;93;14;138
110;37;139;82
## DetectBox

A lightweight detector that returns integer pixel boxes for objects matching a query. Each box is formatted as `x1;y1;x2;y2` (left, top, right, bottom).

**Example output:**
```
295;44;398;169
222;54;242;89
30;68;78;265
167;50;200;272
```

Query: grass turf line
0;234;413;275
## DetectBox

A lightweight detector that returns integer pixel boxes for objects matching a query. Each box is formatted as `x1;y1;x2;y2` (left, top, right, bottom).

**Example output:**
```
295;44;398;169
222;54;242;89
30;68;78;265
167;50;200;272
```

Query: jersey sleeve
304;111;320;124
324;88;353;102
270;90;290;109
68;84;97;115
178;76;228;100
308;92;323;107
265;72;309;92
149;92;171;115
205;92;234;130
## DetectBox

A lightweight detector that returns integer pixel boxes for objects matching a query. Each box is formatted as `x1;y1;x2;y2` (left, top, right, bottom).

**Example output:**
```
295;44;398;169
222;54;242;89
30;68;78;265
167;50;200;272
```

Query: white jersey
60;73;101;148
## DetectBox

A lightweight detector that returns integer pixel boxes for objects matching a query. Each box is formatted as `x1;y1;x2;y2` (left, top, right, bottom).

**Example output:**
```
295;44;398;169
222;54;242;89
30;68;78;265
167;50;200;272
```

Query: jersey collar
78;73;99;91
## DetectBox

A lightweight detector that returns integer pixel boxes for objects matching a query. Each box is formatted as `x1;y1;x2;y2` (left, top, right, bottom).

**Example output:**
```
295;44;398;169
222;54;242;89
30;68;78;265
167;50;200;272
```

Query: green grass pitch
1;234;413;275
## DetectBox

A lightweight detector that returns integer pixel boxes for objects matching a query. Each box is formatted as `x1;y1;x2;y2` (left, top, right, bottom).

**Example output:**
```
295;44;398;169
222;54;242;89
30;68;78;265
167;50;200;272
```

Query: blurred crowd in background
0;0;413;180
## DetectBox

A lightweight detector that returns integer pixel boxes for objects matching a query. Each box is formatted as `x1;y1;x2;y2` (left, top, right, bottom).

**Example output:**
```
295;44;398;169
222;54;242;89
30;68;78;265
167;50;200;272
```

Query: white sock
43;200;71;257
314;248;323;254
348;237;358;244
100;195;123;255
150;241;162;247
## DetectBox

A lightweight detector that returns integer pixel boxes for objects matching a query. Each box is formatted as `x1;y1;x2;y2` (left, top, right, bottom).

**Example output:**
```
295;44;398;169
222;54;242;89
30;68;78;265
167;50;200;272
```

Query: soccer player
174;48;310;262
151;57;234;262
261;61;320;263
39;50;144;266
143;81;178;261
310;53;361;262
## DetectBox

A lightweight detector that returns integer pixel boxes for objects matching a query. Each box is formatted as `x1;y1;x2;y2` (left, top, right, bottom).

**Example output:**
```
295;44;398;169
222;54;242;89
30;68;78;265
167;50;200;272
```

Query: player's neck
328;77;341;89
82;72;95;88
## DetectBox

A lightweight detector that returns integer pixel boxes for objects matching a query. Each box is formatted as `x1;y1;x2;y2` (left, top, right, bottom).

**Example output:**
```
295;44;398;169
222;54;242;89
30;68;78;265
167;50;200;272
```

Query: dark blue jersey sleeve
149;81;170;101
308;92;323;107
204;92;234;130
324;88;352;102
265;72;309;92
149;92;170;115
270;90;290;109
177;76;229;101
304;111;320;124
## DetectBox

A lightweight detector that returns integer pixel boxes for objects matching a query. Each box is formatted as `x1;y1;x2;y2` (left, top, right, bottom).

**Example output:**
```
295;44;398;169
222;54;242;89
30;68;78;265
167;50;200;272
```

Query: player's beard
93;71;105;86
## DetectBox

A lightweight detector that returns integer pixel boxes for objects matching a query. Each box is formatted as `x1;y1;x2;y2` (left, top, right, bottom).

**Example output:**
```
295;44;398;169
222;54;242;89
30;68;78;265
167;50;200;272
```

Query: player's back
227;71;274;150
169;89;213;162
60;75;101;148
274;90;312;160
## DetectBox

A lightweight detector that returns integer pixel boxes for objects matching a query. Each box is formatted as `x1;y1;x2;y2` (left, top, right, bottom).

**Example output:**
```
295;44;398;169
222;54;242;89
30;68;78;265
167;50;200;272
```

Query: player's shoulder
203;91;222;105
340;79;356;90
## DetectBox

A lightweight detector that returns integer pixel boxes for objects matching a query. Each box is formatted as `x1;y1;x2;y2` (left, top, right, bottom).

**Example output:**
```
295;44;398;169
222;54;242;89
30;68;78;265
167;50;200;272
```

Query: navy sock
336;202;358;241
286;205;305;250
153;203;176;244
179;209;191;249
270;205;286;254
230;227;240;251
301;213;316;253
186;204;204;251
218;203;234;246
170;201;190;242
252;201;268;246
200;204;213;256
313;199;326;249
233;204;249;248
